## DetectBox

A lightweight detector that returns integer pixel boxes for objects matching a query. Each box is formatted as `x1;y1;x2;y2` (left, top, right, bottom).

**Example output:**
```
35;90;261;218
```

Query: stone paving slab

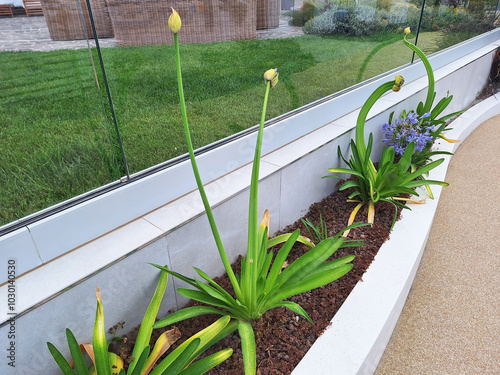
257;16;304;40
0;14;303;52
0;15;116;51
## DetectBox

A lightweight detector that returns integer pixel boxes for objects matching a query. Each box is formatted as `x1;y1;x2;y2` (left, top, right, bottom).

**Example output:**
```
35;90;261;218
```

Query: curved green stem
356;80;396;179
404;35;434;112
173;33;242;300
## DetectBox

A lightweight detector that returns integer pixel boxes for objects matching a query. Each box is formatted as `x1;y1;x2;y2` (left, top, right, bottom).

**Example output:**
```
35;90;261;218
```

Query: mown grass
0;31;444;226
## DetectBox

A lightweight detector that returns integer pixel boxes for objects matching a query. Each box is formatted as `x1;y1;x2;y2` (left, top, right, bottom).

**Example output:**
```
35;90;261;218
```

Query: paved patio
0;14;303;52
0;15;116;51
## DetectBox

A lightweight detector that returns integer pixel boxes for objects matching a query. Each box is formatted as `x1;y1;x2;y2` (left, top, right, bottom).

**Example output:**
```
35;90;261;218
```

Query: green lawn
0;31;444;226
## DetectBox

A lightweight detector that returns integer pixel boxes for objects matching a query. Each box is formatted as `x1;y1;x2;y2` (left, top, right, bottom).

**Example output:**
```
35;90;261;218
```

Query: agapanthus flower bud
168;8;182;34
264;68;279;88
393;75;404;92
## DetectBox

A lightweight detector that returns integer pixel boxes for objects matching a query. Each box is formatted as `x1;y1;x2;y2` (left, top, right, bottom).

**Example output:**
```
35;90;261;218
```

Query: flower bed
108;94;498;374
293;93;500;374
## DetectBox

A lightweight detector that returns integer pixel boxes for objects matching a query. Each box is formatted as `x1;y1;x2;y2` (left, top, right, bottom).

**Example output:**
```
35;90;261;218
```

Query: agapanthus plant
327;75;449;230
386;27;463;196
47;268;234;375
151;9;363;375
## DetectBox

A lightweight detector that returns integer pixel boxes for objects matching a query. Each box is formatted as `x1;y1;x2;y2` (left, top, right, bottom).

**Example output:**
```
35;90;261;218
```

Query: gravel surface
375;116;500;375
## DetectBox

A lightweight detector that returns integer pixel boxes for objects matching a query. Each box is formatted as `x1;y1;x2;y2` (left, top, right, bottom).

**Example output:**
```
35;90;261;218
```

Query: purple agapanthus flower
382;111;435;155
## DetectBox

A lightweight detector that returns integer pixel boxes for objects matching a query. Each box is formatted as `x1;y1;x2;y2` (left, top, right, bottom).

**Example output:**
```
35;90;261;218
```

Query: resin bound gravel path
375;117;500;374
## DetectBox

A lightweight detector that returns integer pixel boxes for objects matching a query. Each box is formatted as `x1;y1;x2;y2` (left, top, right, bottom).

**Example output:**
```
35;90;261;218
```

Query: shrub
388;4;412;25
437;10;497;49
303;2;484;37
376;0;393;11
290;0;318;26
303;7;340;35
327;75;449;228
357;4;377;23
304;5;389;36
405;5;474;32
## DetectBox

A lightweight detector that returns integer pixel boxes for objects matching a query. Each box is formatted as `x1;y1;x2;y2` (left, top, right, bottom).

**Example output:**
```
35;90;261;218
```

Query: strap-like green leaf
402;158;445;184
257;250;274;296
417;100;424;114
47;342;75;375
149;264;198;288
260;238;341;309
402;179;449;189
238;320;256;375
129;266;169;374
269;264;353;304
267;232;315;249
269;301;313;323
396;143;414;173
177;288;235;313
65;329;90;375
262;250;274;278
109;352;124;374
257;224;270;274
143;328;183;374
435;109;464;123
379;183;415;195
341;241;365;248
337;180;361;190
193;267;244;311
264;230;300;295
430;95;452;118
194;279;232;304
302;256;355;279
347;190;362;199
153;306;226;328
197;318;237;362
178;348;233;375
163;338;200;375
379;146;395;171
128;346;151;375
93;289;110;375
424;150;453;157
276;237;340;286
151;316;232;375
328;167;365;179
